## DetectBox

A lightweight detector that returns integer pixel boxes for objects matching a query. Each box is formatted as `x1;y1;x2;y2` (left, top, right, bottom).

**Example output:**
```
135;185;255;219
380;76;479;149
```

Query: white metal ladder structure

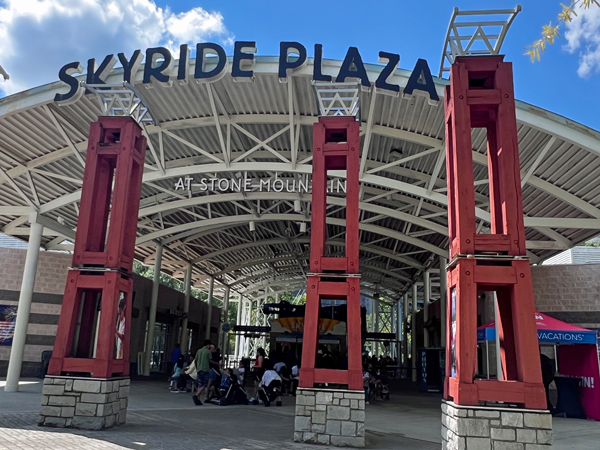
438;5;521;78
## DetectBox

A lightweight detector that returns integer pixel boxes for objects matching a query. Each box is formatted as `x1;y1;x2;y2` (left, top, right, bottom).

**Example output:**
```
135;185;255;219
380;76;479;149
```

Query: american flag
0;305;17;345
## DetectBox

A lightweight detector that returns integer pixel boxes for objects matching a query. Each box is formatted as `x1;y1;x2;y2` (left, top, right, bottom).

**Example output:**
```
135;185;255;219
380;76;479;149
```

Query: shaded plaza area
1;378;599;450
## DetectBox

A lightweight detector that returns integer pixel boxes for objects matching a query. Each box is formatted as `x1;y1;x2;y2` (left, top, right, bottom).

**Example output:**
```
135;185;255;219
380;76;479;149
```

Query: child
235;360;245;386
170;355;185;392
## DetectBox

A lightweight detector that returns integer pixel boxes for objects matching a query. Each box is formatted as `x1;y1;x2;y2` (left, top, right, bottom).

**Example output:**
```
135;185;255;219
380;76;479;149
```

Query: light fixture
390;148;403;160
300;222;307;233
249;221;256;232
294;200;302;212
373;285;380;300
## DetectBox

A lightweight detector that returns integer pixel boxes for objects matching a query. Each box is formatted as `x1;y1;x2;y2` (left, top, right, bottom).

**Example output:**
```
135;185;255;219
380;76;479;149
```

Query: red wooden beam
300;116;362;391
443;56;546;410
49;117;145;379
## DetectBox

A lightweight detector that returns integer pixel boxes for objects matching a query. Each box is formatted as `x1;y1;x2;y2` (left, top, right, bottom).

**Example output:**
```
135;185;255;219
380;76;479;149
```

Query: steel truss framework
0;59;600;359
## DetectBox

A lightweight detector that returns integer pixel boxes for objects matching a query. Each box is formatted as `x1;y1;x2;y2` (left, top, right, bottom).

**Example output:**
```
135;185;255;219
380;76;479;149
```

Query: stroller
218;373;249;406
369;372;390;401
258;379;283;407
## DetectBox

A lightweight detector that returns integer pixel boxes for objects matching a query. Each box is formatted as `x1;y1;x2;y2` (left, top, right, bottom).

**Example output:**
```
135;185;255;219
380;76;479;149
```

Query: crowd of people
166;341;394;407
362;354;395;403
165;341;300;407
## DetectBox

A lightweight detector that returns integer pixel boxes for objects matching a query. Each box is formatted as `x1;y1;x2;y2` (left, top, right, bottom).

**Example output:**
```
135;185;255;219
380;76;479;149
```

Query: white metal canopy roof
1;56;599;301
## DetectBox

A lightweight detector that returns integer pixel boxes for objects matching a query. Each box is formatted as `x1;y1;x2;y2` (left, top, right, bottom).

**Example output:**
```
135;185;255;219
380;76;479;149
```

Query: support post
391;301;396;358
403;294;408;366
42;116;146;430
423;271;430;348
235;295;243;360
443;56;546;410
439;256;447;348
4;220;43;392
220;286;230;354
143;244;162;376
181;262;192;356
411;283;418;382
205;277;215;340
374;299;380;356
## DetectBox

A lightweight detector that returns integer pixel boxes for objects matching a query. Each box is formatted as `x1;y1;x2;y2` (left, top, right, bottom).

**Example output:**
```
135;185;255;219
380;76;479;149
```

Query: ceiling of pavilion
0;57;600;302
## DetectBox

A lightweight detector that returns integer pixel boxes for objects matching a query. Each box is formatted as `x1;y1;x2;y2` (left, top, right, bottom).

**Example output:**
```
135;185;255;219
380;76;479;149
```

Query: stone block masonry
39;376;129;430
441;400;553;450
294;388;365;448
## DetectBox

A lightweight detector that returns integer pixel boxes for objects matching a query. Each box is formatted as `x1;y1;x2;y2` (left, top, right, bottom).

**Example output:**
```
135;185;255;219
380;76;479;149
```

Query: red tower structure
443;56;546;409
299;116;363;391
48;117;146;378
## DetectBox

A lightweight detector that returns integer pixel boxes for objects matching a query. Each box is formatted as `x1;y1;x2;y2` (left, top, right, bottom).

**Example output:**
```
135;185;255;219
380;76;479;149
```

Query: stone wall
294;388;365;447
0;248;71;377
531;263;600;326
442;400;552;450
39;376;129;430
0;247;71;295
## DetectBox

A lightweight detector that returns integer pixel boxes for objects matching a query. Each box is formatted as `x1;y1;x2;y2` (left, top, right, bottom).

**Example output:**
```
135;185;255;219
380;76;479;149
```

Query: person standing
192;340;212;406
250;347;266;404
115;299;126;360
205;345;222;402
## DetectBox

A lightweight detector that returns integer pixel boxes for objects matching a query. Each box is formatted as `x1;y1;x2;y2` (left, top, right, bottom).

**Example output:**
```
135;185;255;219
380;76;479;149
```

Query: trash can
40;350;53;378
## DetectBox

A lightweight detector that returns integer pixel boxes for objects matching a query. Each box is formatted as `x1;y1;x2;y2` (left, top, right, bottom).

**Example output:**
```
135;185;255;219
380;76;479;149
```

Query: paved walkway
1;378;599;449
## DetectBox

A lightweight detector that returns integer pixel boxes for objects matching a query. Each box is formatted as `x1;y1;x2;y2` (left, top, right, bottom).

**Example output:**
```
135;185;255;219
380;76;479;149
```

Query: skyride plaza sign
53;41;440;103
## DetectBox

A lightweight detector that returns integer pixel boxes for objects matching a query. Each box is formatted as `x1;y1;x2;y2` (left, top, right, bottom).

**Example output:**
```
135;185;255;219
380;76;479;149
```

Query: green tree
132;260;215;304
525;1;599;62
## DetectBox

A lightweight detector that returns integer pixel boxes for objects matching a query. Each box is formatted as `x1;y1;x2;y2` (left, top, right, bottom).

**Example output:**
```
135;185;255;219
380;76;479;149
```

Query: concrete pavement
1;378;599;449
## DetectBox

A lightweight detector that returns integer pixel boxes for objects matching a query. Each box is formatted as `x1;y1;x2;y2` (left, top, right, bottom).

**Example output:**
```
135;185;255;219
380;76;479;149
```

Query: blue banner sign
478;326;596;345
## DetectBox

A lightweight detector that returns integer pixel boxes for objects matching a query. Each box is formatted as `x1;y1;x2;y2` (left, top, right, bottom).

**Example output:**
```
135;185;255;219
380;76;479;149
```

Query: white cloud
564;5;600;78
0;0;233;95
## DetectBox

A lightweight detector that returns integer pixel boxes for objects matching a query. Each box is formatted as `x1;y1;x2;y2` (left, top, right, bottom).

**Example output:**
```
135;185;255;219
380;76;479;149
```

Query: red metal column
443;56;546;409
48;116;146;378
299;117;362;390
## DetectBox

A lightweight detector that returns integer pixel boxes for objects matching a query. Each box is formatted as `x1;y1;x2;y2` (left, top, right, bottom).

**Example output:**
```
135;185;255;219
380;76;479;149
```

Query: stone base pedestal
294;387;365;447
442;400;553;449
39;375;129;430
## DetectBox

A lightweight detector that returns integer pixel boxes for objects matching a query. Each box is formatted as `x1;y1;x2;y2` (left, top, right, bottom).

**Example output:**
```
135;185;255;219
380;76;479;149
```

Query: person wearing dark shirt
540;353;555;412
206;345;222;402
169;343;182;375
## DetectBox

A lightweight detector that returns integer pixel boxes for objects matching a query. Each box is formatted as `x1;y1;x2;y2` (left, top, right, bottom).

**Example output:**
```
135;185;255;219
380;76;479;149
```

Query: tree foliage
132;260;214;304
525;1;600;62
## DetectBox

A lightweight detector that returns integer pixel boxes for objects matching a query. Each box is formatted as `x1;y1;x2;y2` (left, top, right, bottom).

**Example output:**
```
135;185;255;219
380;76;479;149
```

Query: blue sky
162;0;599;130
1;0;598;131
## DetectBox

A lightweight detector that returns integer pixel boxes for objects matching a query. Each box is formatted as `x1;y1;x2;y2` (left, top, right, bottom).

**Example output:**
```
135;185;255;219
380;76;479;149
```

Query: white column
5;221;43;392
440;256;447;348
274;292;280;319
403;294;408;365
234;294;243;360
423;271;430;348
391;302;396;358
411;283;418;382
374;300;380;356
258;299;265;350
143;243;163;376
180;262;192;356
242;299;250;356
397;298;402;360
205;277;215;340
220;286;230;354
